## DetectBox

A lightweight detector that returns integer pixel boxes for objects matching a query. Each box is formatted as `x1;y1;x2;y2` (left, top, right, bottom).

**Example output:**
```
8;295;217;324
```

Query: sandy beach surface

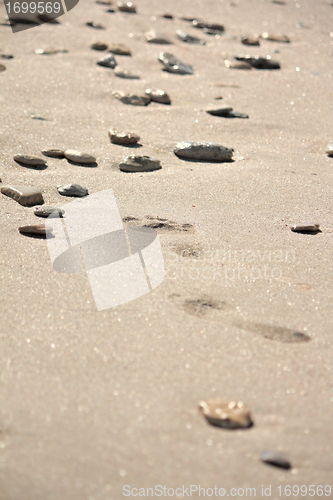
1;0;333;498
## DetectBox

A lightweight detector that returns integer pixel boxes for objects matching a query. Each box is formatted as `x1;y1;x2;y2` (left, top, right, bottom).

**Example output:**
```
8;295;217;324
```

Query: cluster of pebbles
1;0;331;475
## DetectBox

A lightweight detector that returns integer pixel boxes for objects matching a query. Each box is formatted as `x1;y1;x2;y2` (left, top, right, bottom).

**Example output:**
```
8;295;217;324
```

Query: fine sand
1;0;333;498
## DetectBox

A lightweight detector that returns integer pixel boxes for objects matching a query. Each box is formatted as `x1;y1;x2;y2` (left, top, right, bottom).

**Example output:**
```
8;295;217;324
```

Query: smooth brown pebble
1;184;44;207
0;64;6;71
19;224;52;236
42;148;65;158
91;41;108;50
13;154;46;167
108;43;131;55
117;1;136;12
291;223;320;233
199;398;253;429
64;150;96;164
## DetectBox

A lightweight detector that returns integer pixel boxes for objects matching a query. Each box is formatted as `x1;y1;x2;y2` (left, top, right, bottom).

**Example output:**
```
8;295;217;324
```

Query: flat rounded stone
114;66;140;79
57;184;88;197
145;31;172;44
0;64;6;71
0;54;14;59
112;91;151;106
64;150;96;164
241;35;260;46
19;224;52;236
145;88;171;104
119;155;161;172
158;52;193;75
117;1;136;12
192;20;224;32
326;143;333;157
108;43;131;55
97;53;117;68
174;142;234;162
13;154;46;167
199;399;253;429
162;13;173;19
86;21;105;29
1;184;44;207
34;48;68;55
235;54;280;69
261;32;290;43
261;450;291;469
34;206;64;218
42;148;65;158
91;41;108;51
109;129;140;145
225;60;252;70
207;108;249;118
291;223;320;233
176;29;206;45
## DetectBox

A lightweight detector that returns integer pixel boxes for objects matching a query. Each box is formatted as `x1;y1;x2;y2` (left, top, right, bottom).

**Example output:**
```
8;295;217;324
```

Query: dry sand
1;0;333;498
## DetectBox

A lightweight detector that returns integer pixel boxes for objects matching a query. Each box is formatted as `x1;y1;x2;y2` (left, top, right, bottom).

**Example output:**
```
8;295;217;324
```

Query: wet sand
1;0;333;498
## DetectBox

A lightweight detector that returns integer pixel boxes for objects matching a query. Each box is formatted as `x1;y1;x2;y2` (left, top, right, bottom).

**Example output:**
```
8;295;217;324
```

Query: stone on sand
1;184;44;206
57;184;88;197
109;129;140;145
119;156;161;172
64;150;96;164
13;154;46;167
145;88;171;104
174;142;233;162
199;399;253;429
19;224;53;236
112;91;150;106
158;52;193;74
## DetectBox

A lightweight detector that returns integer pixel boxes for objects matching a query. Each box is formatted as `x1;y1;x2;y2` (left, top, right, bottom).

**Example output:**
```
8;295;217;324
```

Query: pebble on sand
176;29;206;45
57;184;88;197
235;54;280;69
86;21;105;29
64;150;96;164
34;206;64;218
114;67;140;79
13;154;46;167
261;32;290;43
97;53;117;68
225;60;252;70
145;31;173;44
0;64;6;71
158;52;193;75
42;148;65;158
241;35;260;46
162;13;173;19
112;91;151;106
117;1;137;12
192;19;224;32
174;142;234;162
145;88;171;104
261;450;291;470
19;224;53;236
91;41;108;51
119;155;161;172
326;143;333;157
199;399;253;429
291;223;320;233
34;48;68;55
206;108;249;118
108;43;131;55
1;184;44;207
109;129;140;145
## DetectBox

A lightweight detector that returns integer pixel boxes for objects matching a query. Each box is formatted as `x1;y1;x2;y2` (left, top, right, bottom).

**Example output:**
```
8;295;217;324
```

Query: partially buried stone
91;41;108;51
0;64;6;71
174;142;233;162
291;223;320;233
19;224;53;236
117;1;136;12
109;129;140;145
112;91;150;106
326;143;333;157
261;32;290;43
13;154;46;167
162;13;173;19
86;21;105;29
42;148;65;158
64;150;96;164
261;450;291;470
145;31;172;44
199;399;253;429
145;88;171;104
241;35;260;46
119;156;161;172
108;43;131;55
192;20;224;32
34;48;68;55
0;54;14;59
97;53;117;68
34;206;64;218
235;54;280;69
225;60;252;70
207;108;249;118
176;29;206;45
114;67;140;79
57;184;88;197
158;52;193;74
1;184;44;207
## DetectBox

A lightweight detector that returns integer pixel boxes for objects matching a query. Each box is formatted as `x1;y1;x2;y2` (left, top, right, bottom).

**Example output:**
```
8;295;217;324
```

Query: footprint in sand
181;296;226;317
122;215;194;232
235;322;311;343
